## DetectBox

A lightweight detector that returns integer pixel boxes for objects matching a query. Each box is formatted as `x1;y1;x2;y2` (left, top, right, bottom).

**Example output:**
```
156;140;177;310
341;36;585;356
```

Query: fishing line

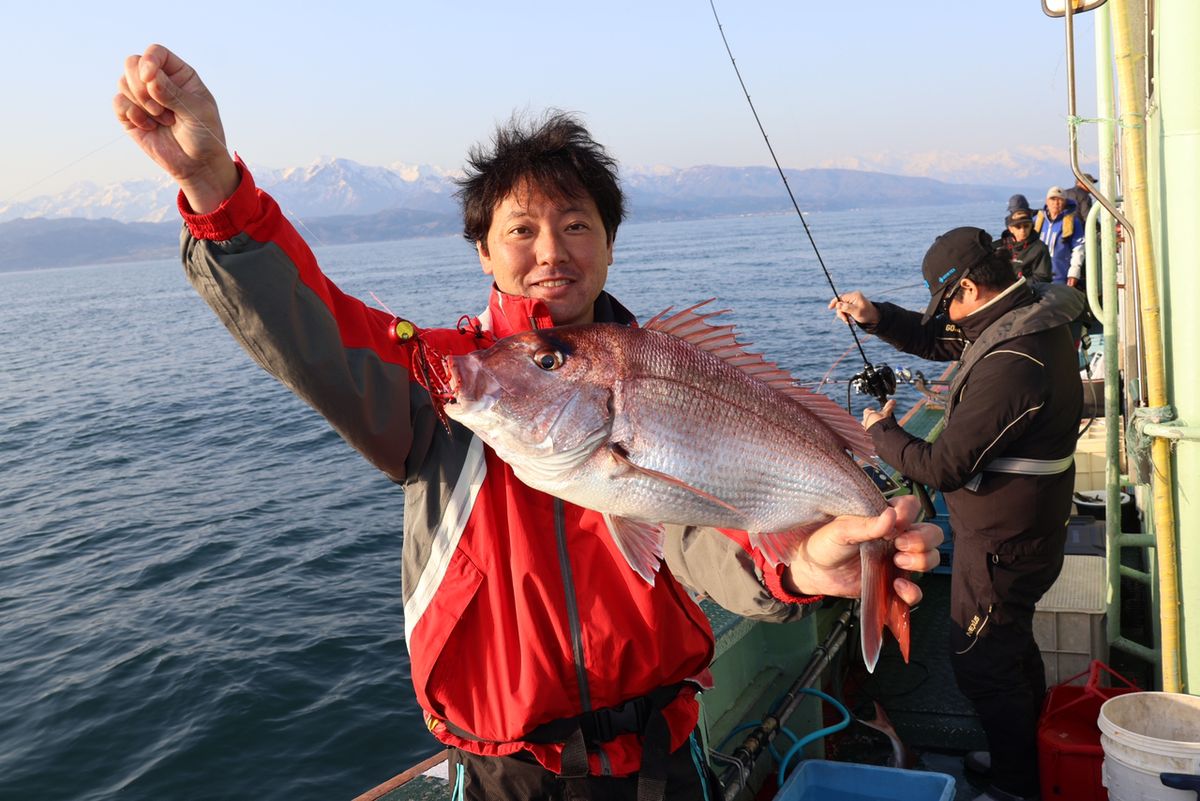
707;0;879;385
1;134;127;210
875;279;927;297
709;4;938;520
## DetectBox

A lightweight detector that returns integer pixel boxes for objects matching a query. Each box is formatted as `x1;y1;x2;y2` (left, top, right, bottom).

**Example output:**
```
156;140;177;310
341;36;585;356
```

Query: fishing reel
849;363;901;404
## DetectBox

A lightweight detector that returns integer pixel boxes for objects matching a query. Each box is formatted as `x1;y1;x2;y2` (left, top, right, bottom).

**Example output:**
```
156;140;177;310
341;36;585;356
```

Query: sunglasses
1011;222;1033;230
940;273;969;316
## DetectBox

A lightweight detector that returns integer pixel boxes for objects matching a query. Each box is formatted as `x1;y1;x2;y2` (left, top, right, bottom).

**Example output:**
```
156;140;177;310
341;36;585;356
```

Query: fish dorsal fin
783;383;877;461
644;300;875;460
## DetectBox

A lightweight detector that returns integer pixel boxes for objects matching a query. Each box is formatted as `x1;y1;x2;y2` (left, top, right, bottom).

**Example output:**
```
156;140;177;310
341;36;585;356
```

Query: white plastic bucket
1099;691;1200;800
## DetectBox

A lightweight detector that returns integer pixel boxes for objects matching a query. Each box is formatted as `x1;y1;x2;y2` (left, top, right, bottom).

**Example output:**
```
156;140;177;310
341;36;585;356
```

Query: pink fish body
443;302;909;670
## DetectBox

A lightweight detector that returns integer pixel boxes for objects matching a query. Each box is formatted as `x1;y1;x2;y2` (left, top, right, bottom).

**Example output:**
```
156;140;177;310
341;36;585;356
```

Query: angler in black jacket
998;209;1053;284
831;228;1083;801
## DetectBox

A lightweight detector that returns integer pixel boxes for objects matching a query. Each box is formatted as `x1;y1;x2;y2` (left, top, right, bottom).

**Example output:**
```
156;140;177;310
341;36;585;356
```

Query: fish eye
533;348;564;371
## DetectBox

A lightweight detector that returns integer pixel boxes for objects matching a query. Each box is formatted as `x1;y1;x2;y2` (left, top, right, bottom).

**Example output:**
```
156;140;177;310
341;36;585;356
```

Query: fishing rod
709;3;937;521
707;0;895;406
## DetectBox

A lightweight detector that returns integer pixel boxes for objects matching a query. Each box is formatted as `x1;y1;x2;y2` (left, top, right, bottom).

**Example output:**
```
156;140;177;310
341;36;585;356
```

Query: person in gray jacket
830;228;1083;801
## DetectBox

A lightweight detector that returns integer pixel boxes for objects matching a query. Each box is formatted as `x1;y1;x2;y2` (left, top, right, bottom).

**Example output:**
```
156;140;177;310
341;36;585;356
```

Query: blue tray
774;760;955;801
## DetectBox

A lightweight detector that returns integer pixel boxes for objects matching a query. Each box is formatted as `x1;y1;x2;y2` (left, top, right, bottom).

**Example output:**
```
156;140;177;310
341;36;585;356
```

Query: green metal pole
1091;1;1129;662
1142;423;1200;442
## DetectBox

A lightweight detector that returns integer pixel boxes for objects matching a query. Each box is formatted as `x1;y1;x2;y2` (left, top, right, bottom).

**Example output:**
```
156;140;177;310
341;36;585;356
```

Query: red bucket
1038;661;1140;801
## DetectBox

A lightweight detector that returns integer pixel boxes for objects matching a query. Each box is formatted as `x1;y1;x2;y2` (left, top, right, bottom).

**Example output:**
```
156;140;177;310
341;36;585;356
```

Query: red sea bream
442;301;910;670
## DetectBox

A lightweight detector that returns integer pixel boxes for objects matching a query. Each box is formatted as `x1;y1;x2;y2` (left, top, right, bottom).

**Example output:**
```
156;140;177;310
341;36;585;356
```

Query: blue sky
4;1;1097;203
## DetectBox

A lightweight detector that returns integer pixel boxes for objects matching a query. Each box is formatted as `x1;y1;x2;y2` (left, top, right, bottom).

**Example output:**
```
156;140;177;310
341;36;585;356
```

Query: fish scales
598;325;886;530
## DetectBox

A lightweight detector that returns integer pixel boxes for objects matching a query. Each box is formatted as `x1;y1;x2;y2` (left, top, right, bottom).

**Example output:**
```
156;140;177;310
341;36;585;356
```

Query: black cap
1005;209;1034;228
920;227;995;323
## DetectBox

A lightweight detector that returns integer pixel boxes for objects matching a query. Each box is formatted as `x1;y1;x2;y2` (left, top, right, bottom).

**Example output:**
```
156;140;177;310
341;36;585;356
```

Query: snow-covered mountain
1;178;182;223
3;155;1074;271
0;151;1083;226
0;157;462;224
816;145;1088;194
258;157;461;220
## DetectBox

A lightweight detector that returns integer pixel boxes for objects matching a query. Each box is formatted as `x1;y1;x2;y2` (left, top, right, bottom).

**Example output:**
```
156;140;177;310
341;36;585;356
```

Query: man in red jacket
115;44;942;800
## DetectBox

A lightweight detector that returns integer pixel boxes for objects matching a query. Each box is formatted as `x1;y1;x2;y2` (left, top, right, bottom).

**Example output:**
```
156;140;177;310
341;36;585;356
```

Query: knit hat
1006;194;1032;213
920;227;995;323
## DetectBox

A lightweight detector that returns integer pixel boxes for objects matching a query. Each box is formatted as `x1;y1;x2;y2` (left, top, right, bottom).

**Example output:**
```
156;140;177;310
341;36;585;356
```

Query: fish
858;701;916;768
440;300;910;671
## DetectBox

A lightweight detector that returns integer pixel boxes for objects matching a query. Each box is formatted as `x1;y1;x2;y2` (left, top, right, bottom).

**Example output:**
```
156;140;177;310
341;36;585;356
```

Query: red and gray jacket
178;161;817;777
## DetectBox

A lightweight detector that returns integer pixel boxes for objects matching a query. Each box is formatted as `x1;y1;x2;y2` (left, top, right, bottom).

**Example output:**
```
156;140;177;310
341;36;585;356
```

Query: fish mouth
443;354;502;415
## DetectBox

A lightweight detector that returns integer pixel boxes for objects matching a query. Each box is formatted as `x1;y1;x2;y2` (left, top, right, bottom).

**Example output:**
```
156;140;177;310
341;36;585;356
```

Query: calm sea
0;202;998;800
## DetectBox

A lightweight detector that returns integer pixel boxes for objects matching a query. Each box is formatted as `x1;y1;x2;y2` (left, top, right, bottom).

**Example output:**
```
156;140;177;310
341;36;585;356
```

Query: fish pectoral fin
607;444;743;515
603;514;666;585
748;526;823;568
858;539;912;674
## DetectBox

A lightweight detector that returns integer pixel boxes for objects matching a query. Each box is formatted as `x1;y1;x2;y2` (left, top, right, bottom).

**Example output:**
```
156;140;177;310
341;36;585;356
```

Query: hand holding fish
829;291;880;326
782;494;941;602
114;44;238;214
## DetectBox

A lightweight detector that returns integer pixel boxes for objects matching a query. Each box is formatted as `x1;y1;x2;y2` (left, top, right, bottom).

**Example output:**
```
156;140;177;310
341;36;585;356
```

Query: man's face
1009;221;1033;242
477;182;614;327
1046;196;1066;218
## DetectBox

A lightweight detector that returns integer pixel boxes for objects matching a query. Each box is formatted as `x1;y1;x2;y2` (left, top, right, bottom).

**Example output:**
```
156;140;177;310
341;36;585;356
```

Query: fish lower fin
858;539;912;673
603;513;666;585
608;444;744;514
748;526;822;568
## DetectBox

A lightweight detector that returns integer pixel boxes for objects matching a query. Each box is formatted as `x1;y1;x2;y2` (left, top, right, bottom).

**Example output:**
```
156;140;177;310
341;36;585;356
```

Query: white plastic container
1099;691;1200;800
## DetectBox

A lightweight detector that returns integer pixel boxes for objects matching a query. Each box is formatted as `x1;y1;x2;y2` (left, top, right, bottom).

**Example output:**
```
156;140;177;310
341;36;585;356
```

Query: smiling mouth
535;279;573;289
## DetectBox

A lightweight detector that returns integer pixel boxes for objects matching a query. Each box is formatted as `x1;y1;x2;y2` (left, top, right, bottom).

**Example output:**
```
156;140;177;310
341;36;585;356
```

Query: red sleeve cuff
759;559;824;605
720;528;823;605
177;154;259;241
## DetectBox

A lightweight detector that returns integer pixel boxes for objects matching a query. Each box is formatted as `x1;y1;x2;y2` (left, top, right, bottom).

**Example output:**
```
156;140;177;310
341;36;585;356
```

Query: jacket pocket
985;549;1065;628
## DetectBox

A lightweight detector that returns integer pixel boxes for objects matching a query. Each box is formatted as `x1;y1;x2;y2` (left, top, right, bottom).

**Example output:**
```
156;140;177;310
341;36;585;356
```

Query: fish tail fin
888;588;912;664
858;539;912;673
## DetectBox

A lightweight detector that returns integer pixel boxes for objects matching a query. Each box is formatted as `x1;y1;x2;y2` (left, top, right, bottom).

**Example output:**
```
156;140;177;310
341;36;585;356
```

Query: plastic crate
1038;662;1140;801
774;760;955;801
1034;555;1108;686
1064;516;1105;558
1073;417;1123;493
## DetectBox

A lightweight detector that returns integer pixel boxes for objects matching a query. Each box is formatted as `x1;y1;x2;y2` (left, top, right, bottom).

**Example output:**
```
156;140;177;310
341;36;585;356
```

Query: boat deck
834;572;987;800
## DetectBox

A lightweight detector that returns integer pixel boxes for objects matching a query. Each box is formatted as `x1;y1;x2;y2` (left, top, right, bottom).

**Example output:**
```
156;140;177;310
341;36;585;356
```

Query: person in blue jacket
1034;186;1084;288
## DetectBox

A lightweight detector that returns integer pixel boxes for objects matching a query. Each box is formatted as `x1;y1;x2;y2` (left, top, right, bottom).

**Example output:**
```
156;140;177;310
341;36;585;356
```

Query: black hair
455;110;626;253
969;247;1020;292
